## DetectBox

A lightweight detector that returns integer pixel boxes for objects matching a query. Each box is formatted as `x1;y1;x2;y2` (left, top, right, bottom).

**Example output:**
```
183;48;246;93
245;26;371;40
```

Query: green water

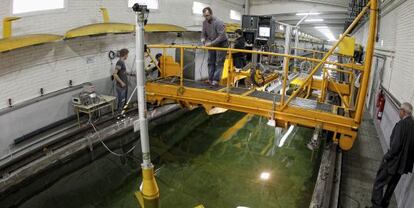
18;109;321;208
100;109;320;208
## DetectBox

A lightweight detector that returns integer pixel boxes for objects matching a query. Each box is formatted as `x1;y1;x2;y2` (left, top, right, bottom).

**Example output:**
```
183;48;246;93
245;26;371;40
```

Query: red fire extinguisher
377;90;385;120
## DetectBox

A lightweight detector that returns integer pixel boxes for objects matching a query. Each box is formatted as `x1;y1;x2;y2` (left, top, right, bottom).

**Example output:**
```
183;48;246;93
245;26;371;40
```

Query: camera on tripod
132;3;149;13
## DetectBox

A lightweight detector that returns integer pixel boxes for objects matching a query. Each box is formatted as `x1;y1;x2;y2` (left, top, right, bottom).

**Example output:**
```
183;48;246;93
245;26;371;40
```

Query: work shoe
203;80;212;85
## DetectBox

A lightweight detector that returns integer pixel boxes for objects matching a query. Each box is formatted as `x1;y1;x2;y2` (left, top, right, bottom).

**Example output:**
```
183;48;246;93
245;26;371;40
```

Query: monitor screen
259;27;271;37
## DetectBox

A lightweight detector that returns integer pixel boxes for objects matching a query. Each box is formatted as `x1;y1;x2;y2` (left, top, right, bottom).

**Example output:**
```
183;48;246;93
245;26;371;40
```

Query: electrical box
339;36;355;56
241;15;275;47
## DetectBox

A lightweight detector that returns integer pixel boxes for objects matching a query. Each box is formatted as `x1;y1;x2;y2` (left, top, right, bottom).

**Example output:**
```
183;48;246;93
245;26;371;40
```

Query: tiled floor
339;113;398;208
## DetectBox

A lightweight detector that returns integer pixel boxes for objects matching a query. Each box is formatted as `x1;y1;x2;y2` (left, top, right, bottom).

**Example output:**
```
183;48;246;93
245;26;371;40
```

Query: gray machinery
241;15;275;48
241;15;281;86
72;84;100;106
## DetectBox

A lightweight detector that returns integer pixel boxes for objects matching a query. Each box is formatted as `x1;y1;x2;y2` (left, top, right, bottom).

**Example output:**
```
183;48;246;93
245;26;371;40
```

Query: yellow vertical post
320;68;327;102
3;17;21;38
350;72;355;108
180;47;184;87
162;48;166;77
281;57;290;105
227;48;233;96
354;0;377;123
100;8;110;23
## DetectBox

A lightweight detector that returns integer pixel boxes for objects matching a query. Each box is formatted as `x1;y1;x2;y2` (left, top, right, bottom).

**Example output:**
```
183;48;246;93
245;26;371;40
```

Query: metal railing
147;0;377;124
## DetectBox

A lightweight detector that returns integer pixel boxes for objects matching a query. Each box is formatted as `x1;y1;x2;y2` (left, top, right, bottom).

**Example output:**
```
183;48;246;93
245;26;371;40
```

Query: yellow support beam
3;17;21;38
144;24;187;32
0;34;63;53
354;0;378;123
100;8;110;23
145;82;358;147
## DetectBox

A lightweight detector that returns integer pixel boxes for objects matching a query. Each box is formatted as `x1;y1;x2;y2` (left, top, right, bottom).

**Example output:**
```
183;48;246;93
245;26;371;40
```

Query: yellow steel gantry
144;0;377;151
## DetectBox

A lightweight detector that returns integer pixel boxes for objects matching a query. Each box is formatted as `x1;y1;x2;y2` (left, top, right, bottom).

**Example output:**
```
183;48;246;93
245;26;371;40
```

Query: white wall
0;0;243;35
0;0;242;155
0;0;242;109
352;0;414;207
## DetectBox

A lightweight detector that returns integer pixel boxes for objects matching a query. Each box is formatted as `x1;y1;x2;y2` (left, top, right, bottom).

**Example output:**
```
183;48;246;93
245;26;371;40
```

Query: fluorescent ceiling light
296;12;320;16
314;26;337;41
305;19;324;22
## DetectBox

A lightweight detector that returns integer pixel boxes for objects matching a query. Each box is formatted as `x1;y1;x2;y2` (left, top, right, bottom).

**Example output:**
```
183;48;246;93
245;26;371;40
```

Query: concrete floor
339;113;398;208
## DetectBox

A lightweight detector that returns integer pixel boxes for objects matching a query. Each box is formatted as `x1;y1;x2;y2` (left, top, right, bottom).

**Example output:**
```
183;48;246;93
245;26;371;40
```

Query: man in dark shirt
201;7;228;86
113;48;129;112
370;102;414;208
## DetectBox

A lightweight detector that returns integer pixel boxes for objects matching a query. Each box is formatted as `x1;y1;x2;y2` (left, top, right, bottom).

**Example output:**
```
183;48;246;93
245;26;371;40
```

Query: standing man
370;102;414;208
113;48;129;113
201;7;228;86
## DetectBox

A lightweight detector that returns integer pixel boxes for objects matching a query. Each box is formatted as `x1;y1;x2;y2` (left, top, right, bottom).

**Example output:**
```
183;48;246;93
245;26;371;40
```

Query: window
128;0;159;10
12;0;65;14
193;1;209;15
230;10;241;21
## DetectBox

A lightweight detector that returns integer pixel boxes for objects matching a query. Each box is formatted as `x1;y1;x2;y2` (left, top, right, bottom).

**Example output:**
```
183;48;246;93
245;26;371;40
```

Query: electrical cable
89;121;136;157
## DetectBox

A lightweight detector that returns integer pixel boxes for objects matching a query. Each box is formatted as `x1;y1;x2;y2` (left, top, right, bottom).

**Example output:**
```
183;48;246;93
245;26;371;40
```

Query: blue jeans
116;86;128;112
208;43;227;82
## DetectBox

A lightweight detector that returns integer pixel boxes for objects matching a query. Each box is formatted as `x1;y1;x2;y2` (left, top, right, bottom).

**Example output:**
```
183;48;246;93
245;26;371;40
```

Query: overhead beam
251;2;347;16
251;0;348;8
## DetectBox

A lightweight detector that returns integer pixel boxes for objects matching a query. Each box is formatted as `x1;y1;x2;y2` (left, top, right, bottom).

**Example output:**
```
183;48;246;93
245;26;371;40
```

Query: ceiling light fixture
305;18;324;22
296;12;320;16
314;26;337;41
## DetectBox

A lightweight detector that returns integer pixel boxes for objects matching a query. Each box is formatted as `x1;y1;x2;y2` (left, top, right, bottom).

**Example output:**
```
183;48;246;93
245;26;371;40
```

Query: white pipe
282;25;292;76
284;25;291;55
296;15;308;27
294;15;308;68
244;0;250;15
135;10;151;167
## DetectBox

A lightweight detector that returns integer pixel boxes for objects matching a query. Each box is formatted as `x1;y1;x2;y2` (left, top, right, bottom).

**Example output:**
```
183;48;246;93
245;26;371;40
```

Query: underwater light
260;172;271;180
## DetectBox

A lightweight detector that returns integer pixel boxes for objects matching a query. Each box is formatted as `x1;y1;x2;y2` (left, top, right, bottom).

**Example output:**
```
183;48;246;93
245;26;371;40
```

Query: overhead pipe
294;15;309;69
244;0;250;15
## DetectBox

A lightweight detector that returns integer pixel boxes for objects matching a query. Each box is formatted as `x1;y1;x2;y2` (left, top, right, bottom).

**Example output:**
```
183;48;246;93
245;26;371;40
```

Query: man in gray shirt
201;7;228;86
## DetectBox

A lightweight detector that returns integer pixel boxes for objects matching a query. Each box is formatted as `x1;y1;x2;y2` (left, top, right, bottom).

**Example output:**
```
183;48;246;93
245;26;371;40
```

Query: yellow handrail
147;45;363;71
280;2;371;111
